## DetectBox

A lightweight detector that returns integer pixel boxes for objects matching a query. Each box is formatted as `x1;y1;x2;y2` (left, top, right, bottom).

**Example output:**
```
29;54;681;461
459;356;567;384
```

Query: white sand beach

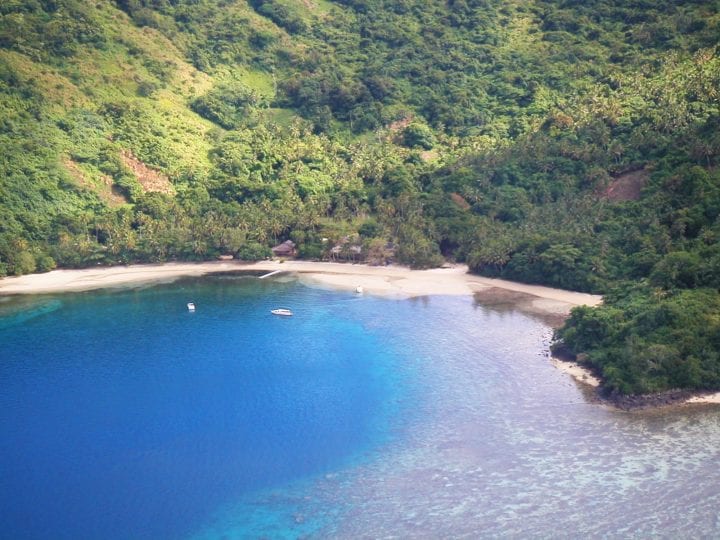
550;357;601;387
0;260;603;385
685;392;720;404
0;260;602;313
4;260;719;406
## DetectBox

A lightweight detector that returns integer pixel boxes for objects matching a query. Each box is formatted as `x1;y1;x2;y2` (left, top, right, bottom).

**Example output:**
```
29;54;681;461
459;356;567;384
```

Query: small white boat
355;286;363;294
271;308;293;316
187;302;196;312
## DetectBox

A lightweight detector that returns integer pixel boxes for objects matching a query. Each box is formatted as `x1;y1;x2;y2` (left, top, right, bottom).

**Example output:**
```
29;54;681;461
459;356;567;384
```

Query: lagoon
1;276;720;538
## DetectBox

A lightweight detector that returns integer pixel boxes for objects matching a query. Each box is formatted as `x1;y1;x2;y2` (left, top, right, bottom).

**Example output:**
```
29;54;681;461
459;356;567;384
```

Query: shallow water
1;277;719;538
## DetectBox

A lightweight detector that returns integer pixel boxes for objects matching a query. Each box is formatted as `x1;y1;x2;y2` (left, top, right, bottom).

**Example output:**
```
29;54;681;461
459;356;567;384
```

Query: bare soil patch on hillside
120;150;175;195
63;158;127;206
603;168;649;201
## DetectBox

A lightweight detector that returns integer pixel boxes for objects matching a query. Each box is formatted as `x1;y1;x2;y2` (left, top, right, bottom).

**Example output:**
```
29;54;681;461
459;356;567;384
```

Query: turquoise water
2;276;720;538
0;277;405;539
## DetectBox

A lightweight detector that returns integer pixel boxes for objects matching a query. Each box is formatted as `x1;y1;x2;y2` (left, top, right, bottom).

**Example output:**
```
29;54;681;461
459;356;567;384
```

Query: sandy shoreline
3;259;716;407
684;392;720;404
0;260;602;311
550;357;601;387
550;357;720;408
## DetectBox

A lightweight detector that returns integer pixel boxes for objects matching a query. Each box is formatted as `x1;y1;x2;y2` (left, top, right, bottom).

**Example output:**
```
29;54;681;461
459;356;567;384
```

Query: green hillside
1;0;720;396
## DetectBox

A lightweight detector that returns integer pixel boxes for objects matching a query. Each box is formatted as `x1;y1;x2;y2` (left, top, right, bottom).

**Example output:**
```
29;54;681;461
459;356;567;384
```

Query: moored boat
271;308;293;316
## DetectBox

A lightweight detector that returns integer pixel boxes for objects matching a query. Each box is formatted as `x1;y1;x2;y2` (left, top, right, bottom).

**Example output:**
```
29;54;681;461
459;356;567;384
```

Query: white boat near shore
187;302;196;312
271;308;293;316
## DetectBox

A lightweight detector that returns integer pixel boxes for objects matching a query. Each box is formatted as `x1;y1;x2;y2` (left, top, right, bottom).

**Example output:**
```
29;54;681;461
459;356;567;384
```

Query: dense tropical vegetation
1;0;719;395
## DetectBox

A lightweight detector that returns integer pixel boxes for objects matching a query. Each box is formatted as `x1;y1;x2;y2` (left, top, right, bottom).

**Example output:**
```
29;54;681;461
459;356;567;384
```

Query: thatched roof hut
271;240;296;257
330;236;363;261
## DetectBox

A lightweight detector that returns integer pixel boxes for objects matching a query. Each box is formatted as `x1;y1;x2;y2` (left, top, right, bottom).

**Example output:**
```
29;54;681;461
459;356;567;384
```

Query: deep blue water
3;276;720;539
0;277;404;539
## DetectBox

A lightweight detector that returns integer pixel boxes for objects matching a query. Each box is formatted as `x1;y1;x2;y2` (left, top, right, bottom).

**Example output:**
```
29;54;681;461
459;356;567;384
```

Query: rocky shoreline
552;344;720;410
600;389;702;411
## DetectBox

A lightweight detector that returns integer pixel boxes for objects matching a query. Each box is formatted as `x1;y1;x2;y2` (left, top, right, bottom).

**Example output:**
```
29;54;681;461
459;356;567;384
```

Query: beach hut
272;240;297;258
330;237;363;262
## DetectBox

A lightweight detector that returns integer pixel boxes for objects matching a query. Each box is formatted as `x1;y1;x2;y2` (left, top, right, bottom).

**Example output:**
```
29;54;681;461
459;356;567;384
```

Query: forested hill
1;0;720;396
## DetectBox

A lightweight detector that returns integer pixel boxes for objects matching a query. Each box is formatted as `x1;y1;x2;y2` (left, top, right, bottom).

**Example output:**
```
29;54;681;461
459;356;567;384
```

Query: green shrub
237;242;271;261
35;254;57;273
401;122;436;150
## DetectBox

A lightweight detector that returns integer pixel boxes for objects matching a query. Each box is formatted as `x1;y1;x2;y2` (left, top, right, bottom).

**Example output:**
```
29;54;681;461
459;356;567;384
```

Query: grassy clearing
264;107;298;127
